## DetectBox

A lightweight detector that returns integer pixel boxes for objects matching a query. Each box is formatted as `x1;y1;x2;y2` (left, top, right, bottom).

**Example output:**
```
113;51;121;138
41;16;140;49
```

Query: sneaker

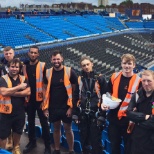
12;145;21;154
52;150;61;154
23;141;37;153
5;134;13;150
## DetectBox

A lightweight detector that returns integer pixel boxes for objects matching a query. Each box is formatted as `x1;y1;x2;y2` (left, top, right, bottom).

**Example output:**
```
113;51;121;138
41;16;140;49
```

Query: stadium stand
0;17;54;48
13;30;153;80
0;14;154;154
125;21;144;28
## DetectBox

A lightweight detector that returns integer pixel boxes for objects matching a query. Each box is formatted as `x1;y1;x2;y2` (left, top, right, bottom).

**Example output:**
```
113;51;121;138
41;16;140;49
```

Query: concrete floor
6;132;75;154
19;133;70;154
7;117;79;154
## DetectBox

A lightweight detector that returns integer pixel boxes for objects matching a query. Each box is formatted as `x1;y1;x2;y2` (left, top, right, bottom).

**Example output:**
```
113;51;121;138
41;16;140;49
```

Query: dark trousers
27;100;51;148
78;114;103;154
108;122;130;154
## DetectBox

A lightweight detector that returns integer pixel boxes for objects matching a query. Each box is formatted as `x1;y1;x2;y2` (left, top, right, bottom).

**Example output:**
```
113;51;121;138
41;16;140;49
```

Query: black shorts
49;108;72;124
0;113;25;139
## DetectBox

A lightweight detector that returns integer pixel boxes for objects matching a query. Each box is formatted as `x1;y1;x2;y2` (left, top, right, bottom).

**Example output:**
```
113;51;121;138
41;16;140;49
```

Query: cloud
0;0;153;7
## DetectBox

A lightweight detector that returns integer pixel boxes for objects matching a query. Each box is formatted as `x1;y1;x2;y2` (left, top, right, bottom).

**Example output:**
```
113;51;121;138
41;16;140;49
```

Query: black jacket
127;88;154;129
126;88;154;154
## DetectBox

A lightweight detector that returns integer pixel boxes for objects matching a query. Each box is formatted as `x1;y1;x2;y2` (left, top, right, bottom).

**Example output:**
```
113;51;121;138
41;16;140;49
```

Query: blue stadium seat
35;125;42;138
24;122;42;138
121;143;124;154
105;139;111;154
50;123;64;135
103;150;110;154
102;130;108;145
74;140;82;153
0;149;12;154
73;130;80;141
72;121;78;131
61;135;82;153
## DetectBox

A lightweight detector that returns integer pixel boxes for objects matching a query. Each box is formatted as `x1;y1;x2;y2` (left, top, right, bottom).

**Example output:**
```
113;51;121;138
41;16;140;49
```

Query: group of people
0;46;154;154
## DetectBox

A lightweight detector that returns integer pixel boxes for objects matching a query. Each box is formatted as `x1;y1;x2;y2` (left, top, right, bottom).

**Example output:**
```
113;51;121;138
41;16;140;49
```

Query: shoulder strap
65;66;71;79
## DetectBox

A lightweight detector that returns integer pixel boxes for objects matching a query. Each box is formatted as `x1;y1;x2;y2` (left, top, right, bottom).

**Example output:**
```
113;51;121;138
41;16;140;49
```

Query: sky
0;0;153;7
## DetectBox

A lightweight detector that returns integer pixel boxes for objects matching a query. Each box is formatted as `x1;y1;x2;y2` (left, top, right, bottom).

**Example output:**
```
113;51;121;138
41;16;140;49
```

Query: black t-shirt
107;74;142;124
49;67;77;110
26;61;47;102
0;75;29;115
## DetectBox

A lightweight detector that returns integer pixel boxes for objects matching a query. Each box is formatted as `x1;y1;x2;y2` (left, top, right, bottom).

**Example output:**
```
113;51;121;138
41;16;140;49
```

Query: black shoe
44;147;51;154
52;150;61;154
23;141;37;153
69;151;75;154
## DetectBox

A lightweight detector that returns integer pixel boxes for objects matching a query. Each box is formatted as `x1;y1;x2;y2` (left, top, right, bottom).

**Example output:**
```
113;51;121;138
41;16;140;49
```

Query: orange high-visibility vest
23;62;45;102
42;66;72;110
0;74;27;114
78;75;101;107
111;71;141;119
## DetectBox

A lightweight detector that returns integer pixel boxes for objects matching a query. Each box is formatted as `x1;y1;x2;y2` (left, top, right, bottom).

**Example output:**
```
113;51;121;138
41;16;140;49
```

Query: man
0;46;15;150
21;14;24;20
42;50;77;154
73;56;107;154
0;58;30;154
0;46;15;76
101;54;142;154
23;46;51;154
127;70;154;154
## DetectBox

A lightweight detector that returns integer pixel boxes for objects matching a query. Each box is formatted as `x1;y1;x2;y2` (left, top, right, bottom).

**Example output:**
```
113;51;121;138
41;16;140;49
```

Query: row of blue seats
25;121;124;154
126;21;154;28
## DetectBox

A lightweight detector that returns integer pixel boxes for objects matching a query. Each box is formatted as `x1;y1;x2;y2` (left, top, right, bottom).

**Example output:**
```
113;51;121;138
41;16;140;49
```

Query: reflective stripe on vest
0;74;26;114
78;76;101;107
36;62;45;101
111;72;141;119
23;61;45;101
42;66;72;110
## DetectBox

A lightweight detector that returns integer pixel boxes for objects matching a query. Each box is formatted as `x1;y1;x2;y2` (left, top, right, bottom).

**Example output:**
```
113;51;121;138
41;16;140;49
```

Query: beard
29;58;37;62
53;62;62;69
9;71;19;77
